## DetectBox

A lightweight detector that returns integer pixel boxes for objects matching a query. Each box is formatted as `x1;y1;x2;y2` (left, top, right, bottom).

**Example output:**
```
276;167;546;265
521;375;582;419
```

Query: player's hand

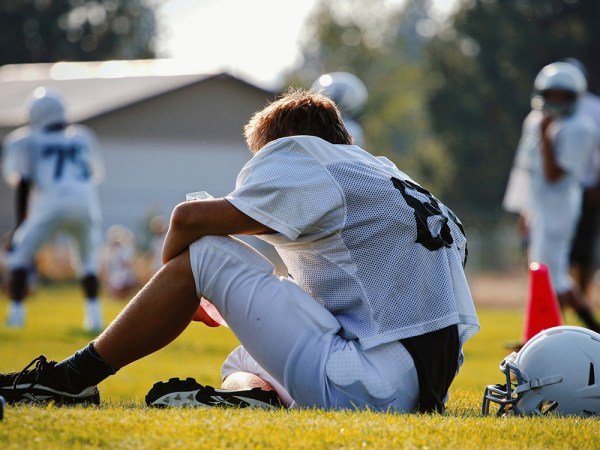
540;115;554;135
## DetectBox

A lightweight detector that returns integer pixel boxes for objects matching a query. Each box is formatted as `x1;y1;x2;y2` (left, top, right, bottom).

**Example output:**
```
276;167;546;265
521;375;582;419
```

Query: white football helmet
28;87;66;130
530;62;587;117
482;326;600;417
311;72;368;118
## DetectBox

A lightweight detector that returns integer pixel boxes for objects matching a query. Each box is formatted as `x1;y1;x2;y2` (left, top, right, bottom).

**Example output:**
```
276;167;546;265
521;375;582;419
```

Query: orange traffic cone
521;262;563;344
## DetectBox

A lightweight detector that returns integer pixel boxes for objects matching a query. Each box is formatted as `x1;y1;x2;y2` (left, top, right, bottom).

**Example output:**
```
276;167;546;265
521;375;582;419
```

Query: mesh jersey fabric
226;135;479;351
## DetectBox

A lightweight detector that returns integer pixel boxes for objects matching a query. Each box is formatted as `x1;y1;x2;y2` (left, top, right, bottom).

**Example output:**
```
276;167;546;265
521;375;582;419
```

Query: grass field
0;281;599;449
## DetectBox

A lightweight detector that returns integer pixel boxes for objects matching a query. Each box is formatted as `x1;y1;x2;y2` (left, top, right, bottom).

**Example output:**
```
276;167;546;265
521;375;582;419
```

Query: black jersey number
42;143;90;181
391;177;463;251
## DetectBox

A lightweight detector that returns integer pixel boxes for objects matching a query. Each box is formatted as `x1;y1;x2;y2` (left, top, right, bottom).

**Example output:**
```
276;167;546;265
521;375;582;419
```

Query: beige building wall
0;70;288;274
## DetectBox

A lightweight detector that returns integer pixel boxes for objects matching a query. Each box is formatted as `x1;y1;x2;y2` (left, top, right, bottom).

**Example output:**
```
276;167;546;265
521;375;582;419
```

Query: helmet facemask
483;352;532;416
482;356;560;416
531;89;577;118
482;326;600;417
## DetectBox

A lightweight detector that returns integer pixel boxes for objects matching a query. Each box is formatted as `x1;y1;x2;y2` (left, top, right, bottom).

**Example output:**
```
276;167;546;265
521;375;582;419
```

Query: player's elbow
543;164;566;183
170;202;197;231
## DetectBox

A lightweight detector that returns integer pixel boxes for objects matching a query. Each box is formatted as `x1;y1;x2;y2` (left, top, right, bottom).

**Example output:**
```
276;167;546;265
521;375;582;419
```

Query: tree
289;0;454;194
0;0;157;65
424;0;600;222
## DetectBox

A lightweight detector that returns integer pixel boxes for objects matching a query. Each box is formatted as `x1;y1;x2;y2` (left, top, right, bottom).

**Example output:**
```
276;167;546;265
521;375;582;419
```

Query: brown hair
244;88;353;153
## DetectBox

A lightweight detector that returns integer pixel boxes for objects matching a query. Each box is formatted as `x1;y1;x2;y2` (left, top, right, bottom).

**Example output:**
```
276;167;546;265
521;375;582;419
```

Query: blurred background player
503;62;600;332
1;87;105;331
311;72;367;147
101;225;139;300
563;58;600;300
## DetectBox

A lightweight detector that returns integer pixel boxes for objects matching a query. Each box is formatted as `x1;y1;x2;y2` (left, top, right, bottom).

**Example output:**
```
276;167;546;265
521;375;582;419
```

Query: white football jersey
2;124;104;274
510;109;596;220
506;109;597;292
2;124;104;200
227;136;479;351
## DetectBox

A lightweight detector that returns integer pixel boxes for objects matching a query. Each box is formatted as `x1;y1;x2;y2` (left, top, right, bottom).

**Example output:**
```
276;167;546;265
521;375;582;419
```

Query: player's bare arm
162;198;273;263
540;115;565;182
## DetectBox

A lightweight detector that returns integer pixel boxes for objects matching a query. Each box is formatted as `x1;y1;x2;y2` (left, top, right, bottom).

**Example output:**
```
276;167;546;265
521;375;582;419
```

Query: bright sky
155;0;458;88
155;0;321;87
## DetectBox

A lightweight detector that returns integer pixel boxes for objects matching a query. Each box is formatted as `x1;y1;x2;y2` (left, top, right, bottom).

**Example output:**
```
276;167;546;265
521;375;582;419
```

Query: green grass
0;284;598;449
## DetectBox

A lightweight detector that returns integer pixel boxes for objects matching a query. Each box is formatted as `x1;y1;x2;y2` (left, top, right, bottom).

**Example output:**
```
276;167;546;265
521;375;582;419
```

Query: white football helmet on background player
28;87;67;130
311;72;368;119
482;326;600;417
530;62;587;117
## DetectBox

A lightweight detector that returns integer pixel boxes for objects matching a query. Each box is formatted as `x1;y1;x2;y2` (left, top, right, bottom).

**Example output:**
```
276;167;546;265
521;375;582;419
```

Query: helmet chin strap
515;375;563;394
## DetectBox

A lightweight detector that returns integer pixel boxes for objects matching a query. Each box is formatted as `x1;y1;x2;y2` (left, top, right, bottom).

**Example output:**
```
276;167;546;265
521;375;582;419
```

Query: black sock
54;343;118;392
575;308;600;333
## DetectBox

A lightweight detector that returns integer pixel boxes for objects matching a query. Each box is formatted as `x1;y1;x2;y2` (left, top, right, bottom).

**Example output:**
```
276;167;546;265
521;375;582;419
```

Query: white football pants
8;195;101;275
528;206;579;294
188;235;419;411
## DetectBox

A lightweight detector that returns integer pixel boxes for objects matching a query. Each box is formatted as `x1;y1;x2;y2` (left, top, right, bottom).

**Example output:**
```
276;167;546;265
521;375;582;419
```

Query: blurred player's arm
162;198;273;263
540;116;565;182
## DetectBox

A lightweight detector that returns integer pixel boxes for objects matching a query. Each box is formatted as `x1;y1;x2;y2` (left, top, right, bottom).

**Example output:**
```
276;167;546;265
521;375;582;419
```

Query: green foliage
292;0;600;228
289;0;453;195
424;0;600;221
0;0;157;65
1;285;599;449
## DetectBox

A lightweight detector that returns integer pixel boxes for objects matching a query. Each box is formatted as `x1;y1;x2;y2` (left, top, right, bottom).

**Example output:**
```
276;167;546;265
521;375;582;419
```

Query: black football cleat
146;377;283;409
0;355;100;405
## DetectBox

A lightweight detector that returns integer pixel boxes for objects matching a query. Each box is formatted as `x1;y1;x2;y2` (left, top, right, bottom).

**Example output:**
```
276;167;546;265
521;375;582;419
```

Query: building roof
0;59;276;128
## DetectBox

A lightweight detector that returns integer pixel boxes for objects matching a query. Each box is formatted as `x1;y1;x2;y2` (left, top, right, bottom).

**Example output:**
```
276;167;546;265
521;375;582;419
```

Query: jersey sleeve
226;138;345;241
503;114;537;214
554;117;598;180
1;128;32;187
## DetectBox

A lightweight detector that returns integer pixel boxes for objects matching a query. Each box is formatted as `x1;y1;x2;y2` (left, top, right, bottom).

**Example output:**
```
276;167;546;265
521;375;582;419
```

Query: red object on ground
521;262;563;344
193;298;227;327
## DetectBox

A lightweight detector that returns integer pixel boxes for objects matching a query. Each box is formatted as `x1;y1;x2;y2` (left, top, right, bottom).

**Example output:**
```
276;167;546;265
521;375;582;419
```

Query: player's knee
7;253;29;271
192;235;229;253
193;235;276;275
